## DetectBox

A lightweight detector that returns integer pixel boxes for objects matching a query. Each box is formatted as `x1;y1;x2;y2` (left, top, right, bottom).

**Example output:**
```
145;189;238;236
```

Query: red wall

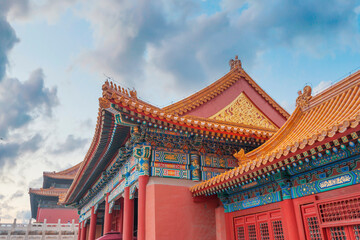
36;208;79;223
145;177;218;240
215;204;227;239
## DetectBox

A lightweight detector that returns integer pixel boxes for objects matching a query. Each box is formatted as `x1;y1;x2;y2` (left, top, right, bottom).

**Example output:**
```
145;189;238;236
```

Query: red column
225;212;234;240
281;199;300;240
117;198;124;233
36;206;40;222
123;187;134;240
104;193;113;234
89;206;97;240
80;222;87;240
78;222;82;240
138;175;149;240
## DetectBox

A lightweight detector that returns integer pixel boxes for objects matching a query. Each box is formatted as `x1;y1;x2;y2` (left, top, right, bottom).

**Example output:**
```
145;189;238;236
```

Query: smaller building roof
190;69;360;195
43;163;81;180
29;187;68;197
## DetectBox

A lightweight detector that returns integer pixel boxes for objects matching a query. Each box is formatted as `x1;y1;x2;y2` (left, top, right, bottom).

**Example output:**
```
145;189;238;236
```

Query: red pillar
36;206;40;222
80;222;87;240
225;212;234;240
117;198;124;233
88;206;97;240
78;222;82;240
104;193;113;234
281;199;300;240
123;187;134;240
138;175;149;240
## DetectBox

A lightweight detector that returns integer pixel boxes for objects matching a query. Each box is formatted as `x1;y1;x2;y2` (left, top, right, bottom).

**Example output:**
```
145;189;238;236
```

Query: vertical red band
281;199;300;240
137;175;149;240
89;206;97;240
80;222;87;240
36;206;40;222
104;193;112;234
118;198;124;233
123;187;134;240
78;222;82;240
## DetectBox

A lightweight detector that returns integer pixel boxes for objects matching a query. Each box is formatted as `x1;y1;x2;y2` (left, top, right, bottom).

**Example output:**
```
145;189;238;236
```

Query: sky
0;0;360;223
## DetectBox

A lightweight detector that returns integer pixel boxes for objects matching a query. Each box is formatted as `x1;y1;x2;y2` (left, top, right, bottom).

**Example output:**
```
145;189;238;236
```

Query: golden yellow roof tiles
29;187;68;197
101;80;278;138
191;70;360;195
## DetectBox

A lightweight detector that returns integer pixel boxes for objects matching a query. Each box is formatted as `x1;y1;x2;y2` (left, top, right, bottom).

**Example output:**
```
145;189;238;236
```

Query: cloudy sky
1;0;360;223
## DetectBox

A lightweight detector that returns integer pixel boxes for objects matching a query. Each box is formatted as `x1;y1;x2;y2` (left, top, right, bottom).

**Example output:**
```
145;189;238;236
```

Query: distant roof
191;69;360;195
29;187;68;197
43;163;81;180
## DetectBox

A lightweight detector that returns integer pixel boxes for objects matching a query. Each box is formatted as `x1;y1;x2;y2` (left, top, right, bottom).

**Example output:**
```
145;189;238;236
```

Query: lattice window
306;216;322;240
259;222;270;240
353;225;360;239
319;196;360;223
248;224;257;240
329;226;347;240
272;220;285;240
236;226;245;240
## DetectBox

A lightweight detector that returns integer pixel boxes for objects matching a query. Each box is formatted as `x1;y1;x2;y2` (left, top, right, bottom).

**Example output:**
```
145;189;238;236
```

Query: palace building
29;164;80;223
62;56;360;240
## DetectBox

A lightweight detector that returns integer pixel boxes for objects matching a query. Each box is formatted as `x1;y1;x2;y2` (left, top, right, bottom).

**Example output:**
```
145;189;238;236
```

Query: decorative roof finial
229;55;242;70
296;85;312;111
234;148;248;166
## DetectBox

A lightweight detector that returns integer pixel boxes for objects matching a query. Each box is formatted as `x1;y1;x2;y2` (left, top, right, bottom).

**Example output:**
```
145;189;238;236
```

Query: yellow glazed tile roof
190;70;360;195
99;79;278;138
29;187;68;197
43;162;81;180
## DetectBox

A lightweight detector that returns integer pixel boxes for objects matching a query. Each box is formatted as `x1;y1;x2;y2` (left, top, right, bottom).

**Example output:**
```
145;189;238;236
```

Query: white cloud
313;81;332;95
72;0;360;106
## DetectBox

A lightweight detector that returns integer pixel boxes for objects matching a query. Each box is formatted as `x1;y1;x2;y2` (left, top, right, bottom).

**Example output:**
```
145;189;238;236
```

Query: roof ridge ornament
233;148;248;166
229;55;242;70
104;79;138;99
296;85;312;111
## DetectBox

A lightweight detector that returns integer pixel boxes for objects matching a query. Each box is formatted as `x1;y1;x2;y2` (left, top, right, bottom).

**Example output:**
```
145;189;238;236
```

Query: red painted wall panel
146;182;218;240
215;204;228;240
185;79;287;127
36;208;79;223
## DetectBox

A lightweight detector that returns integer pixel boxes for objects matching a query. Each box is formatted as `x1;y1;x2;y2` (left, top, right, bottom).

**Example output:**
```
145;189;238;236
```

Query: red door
233;210;285;240
301;204;323;240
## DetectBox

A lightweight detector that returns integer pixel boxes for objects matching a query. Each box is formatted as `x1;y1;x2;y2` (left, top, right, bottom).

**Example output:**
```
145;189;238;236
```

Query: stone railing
0;219;78;240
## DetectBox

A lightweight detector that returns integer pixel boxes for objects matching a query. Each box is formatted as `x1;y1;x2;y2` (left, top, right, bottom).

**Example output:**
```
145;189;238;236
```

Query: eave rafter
191;129;360;197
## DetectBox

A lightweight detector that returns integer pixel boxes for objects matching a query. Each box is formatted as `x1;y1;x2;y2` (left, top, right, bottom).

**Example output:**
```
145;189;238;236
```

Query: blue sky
0;0;360;222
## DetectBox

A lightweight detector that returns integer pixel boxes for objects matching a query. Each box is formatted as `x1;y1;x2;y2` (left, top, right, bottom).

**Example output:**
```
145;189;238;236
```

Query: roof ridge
240;70;290;119
162;65;290;119
99;82;276;138
163;68;240;114
306;69;360;110
244;70;360;161
44;162;81;176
